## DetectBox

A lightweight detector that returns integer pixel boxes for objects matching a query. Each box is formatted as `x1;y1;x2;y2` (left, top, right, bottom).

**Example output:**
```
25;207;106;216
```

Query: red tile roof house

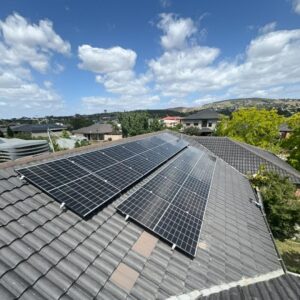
161;116;182;128
0;131;299;300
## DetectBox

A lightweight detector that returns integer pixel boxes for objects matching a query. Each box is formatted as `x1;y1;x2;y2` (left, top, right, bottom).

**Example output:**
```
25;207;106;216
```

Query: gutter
254;187;287;273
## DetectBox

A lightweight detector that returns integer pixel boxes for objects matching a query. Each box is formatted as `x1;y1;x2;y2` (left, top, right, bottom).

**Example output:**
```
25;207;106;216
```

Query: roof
12;124;66;133
279;123;293;132
0;132;284;299
162;116;182;121
197;273;300;300
183;110;221;121
196;137;300;185
73;123;113;134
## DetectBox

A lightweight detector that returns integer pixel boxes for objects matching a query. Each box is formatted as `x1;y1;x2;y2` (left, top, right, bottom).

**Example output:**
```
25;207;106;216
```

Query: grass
276;239;300;274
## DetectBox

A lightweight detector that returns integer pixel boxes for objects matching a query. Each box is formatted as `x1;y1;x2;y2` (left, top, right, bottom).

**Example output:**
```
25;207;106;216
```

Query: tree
282;127;300;171
0;130;4;138
183;127;201;136
287;112;300;129
149;118;163;132
216;107;283;148
69;117;93;130
61;129;70;138
6;126;14;138
250;168;300;240
118;111;150;137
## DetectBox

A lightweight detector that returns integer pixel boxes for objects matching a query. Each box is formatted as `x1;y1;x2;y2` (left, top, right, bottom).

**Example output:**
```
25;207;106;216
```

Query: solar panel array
17;133;188;217
117;147;216;257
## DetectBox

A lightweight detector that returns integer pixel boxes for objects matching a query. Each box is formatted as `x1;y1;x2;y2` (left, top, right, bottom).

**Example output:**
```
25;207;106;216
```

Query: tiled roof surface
0;132;282;299
198;273;300;300
73;124;113;134
12;124;66;133
182;110;220;121
196;137;300;184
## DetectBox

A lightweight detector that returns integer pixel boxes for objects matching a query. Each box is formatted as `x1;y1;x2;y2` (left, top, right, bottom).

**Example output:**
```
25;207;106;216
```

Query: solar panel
51;174;119;217
17;133;188;218
70;151;117;172
95;162;142;190
117;146;216;257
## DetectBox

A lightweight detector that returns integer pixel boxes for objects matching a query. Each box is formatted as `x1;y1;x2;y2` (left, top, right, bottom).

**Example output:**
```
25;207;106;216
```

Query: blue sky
0;0;300;118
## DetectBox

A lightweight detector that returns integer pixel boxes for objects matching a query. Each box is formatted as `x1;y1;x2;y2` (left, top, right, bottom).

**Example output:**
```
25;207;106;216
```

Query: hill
168;98;300;116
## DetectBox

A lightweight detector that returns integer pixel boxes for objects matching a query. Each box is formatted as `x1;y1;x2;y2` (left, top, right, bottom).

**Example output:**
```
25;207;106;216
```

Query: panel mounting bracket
171;244;176;251
19;175;25;181
60;202;66;210
125;214;129;221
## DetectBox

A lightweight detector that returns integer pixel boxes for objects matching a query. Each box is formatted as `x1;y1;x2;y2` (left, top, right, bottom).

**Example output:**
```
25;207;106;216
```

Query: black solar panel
17;133;188;218
95;163;142;190
51;174;119;217
70;151;116;172
117;147;216;257
154;205;202;256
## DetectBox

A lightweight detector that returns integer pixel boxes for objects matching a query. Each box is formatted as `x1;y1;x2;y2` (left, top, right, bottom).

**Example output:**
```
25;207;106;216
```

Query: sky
0;0;300;118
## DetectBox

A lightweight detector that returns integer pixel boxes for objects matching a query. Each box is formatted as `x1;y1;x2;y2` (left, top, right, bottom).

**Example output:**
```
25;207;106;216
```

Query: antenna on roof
48;128;55;153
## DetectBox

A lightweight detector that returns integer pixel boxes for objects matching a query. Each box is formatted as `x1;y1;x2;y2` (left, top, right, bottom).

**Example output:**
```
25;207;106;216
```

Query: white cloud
82;94;159;112
158;13;197;50
292;0;300;14
78;45;136;73
0;13;70;72
0;13;69;117
258;22;277;35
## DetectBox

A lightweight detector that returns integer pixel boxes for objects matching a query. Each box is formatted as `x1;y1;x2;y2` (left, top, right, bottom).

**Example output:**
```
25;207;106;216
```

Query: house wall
104;134;123;141
162;119;181;128
181;119;218;130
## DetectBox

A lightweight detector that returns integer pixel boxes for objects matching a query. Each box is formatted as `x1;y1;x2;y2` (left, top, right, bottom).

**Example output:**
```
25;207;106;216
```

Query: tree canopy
250;168;300;240
282;126;300;171
118;111;163;137
216;107;283;148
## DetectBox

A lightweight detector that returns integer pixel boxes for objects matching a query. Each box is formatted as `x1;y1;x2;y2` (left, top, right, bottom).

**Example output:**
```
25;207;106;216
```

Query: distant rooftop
183;109;221;120
73;123;113;134
12;124;66;133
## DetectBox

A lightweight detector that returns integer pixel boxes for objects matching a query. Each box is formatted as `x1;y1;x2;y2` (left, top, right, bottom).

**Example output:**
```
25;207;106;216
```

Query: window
208;122;212;127
194;123;198;126
202;120;208;127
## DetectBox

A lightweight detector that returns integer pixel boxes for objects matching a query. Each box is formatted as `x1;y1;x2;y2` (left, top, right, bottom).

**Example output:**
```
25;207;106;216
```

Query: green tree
216;107;283;148
287;112;300;129
183;127;201;136
250;168;300;240
69;117;93;130
61;129;70;138
6;126;14;138
282;127;300;171
118;111;150;137
149;118;163;132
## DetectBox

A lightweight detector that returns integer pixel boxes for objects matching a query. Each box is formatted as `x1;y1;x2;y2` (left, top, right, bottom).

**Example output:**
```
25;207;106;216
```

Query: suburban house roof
73;123;113;134
0;131;294;299
161;116;182;121
196;136;300;185
12;124;66;133
182;109;221;121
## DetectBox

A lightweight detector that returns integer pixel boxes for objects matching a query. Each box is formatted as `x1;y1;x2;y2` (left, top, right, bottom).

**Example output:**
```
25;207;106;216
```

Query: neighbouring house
181;109;221;135
0;131;298;299
160;116;182;128
11;124;67;138
279;123;293;139
0;137;49;162
73;123;122;141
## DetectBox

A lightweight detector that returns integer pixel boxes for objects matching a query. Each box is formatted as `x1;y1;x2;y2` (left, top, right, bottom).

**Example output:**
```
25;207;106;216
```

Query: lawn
276;239;300;274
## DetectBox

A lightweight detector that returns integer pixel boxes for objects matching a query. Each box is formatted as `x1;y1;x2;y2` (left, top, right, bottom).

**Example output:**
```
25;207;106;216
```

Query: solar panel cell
100;145;135;161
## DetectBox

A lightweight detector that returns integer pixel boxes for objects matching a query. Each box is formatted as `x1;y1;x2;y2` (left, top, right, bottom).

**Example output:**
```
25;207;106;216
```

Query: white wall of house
181;119;218;130
162;119;181;128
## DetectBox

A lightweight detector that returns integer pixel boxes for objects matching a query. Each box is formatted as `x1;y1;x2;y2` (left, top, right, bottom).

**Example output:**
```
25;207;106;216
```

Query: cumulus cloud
292;0;300;14
258;22;277;35
0;13;70;72
158;13;197;50
149;13;300;101
78;44;153;102
78;45;136;73
0;13;69;117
